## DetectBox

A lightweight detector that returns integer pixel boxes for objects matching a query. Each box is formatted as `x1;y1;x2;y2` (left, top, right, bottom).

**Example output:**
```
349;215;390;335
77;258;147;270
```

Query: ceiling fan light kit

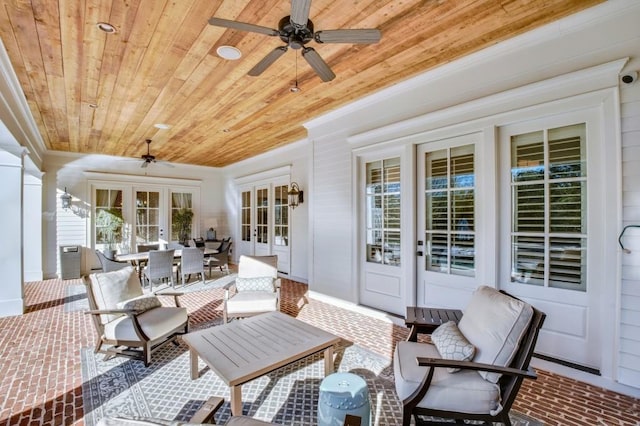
208;0;381;83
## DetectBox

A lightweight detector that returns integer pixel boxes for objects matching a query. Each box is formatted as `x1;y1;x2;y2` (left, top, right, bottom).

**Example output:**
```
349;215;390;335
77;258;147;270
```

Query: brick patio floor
0;273;638;425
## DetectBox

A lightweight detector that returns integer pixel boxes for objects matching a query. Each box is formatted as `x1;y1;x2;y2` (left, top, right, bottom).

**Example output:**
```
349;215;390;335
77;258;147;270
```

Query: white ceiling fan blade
290;0;312;27
302;47;335;82
208;17;279;36
249;47;288;76
315;29;381;44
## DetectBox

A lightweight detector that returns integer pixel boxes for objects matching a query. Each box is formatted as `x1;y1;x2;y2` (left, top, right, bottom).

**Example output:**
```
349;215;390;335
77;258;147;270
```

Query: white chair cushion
393;341;501;415
226;417;277;426
431;321;476;373
235;276;275;292
89;267;144;324
117;295;162;313
104;306;188;342
458;286;533;383
226;291;278;315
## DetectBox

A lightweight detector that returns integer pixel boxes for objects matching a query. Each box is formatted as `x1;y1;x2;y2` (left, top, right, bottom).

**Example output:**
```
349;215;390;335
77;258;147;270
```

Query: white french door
134;188;166;247
254;184;270;256
236;180;291;273
499;109;603;370
416;134;480;308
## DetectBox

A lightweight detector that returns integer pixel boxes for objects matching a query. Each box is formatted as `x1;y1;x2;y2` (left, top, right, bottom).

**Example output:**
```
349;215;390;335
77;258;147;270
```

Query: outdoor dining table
116;247;219;279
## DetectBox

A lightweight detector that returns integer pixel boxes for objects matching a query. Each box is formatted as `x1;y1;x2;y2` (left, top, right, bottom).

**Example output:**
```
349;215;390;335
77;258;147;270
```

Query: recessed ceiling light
216;46;242;60
154;123;171;129
88;103;98;109
222;128;231;133
97;22;117;33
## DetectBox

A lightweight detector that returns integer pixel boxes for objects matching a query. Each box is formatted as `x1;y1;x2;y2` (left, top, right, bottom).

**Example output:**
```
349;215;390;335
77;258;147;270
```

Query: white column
23;172;43;281
0;149;24;317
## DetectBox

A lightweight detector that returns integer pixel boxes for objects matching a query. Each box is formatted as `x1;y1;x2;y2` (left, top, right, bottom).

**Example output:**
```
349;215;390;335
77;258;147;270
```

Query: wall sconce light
61;187;72;210
288;182;304;209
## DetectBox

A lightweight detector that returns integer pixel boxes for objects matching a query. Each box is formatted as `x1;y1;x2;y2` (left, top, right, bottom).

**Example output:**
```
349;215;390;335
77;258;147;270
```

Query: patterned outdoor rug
81;337;543;425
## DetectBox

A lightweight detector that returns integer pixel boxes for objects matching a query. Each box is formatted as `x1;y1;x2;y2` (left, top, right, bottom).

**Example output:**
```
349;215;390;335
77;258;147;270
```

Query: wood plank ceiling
0;0;603;168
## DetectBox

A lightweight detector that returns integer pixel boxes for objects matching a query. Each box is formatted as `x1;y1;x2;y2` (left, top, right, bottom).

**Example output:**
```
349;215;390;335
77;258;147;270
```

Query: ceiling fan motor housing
279;16;314;49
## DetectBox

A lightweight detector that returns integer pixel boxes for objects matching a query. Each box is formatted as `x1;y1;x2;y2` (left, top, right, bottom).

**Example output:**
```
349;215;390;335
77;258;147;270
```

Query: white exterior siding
620;82;640;387
311;135;355;301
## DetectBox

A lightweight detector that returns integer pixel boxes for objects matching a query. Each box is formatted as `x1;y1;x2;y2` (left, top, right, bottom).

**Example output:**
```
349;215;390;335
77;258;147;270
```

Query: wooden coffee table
182;311;341;416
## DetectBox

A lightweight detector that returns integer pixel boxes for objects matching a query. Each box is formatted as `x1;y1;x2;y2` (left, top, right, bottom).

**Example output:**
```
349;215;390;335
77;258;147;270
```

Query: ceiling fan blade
141;161;149;168
208;17;279;36
315;29;381;44
156;160;175;168
248;46;288;76
290;0;312;27
302;47;335;82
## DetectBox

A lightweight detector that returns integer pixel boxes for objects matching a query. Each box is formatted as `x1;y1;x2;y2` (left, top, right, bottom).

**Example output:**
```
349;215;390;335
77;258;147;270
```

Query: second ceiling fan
208;0;381;82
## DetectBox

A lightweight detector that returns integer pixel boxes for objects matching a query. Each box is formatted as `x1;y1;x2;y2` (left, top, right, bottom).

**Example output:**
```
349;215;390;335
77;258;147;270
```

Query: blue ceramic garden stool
318;372;371;426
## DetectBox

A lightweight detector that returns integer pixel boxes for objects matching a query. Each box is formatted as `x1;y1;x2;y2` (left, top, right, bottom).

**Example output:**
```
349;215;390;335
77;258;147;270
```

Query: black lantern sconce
288;182;304;209
61;187;72;210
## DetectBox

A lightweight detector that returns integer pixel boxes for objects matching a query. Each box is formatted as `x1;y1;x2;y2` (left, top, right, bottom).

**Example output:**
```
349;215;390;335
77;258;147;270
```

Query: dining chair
142;249;176;291
95;250;129;272
179;247;206;286
204;240;232;276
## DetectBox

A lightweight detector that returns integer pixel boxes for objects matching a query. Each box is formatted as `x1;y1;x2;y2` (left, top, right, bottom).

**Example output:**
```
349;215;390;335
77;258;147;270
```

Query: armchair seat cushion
225;291;278;315
394;341;501;415
104;306;188;342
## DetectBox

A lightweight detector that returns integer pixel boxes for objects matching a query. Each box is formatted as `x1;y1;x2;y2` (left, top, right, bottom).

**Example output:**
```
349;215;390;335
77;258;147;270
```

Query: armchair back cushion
89;266;144;324
237;255;278;279
457;285;533;383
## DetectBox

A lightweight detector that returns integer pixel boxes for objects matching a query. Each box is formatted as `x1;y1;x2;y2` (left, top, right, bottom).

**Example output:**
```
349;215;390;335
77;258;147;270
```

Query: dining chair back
142;249;176;291
179;247;206;286
205;240;232;276
96;250;129;272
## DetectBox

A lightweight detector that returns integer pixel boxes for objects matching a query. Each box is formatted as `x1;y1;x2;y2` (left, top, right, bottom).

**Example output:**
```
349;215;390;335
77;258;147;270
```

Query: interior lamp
288;182;304;209
61;187;72;210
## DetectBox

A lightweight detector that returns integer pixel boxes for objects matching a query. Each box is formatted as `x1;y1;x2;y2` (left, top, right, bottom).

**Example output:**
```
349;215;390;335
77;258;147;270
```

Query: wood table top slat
183;311;341;387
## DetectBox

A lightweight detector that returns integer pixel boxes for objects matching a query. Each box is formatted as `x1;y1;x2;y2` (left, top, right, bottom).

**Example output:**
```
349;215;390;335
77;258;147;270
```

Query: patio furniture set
84;254;545;425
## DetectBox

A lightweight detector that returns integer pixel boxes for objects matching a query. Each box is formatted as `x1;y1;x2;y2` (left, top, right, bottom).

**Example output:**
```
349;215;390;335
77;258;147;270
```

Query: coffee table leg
324;346;334;376
230;385;242;416
190;348;199;380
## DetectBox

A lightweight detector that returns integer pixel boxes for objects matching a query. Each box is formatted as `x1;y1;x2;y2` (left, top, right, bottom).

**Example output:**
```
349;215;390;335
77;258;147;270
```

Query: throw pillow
117;295;162;313
235;276;275;292
431;321;476;373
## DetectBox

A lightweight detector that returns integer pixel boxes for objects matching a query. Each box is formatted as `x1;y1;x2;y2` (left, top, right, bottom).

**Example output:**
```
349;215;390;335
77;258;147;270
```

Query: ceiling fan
140;139;173;168
208;0;381;82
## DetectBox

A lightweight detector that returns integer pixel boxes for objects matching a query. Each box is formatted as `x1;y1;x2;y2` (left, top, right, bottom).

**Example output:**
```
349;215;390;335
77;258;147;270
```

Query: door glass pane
241;190;251;242
274;184;289;246
95;189;124;252
425;146;475;276
136;191;160;245
510;123;587;291
171;192;193;242
256;188;269;244
366;158;401;266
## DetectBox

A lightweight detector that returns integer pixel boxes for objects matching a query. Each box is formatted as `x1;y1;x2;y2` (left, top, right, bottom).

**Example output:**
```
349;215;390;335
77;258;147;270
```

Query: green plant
96;208;124;250
173;208;194;245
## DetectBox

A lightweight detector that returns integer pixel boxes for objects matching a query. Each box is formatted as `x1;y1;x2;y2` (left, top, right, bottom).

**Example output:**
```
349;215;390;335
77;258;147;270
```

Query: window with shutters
424;145;475;276
366;157;401;266
510;123;587;291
